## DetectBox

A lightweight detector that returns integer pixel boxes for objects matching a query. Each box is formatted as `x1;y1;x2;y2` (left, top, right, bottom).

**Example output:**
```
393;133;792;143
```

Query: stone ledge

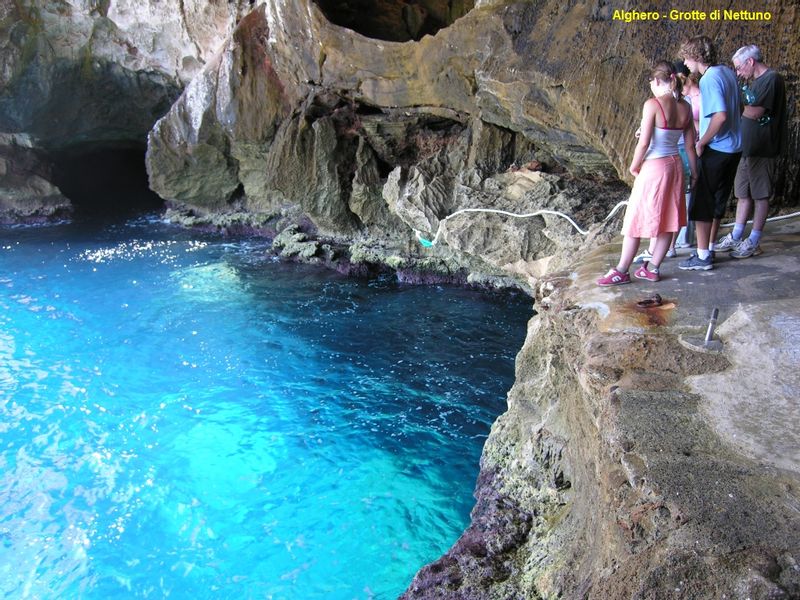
404;215;800;598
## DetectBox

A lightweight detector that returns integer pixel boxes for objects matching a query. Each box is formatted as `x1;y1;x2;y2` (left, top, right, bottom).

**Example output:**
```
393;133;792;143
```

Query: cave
312;0;474;42
50;142;164;216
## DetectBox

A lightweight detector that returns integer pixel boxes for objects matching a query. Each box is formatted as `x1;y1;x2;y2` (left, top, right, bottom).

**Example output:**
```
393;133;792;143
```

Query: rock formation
2;0;800;597
0;133;71;223
402;274;800;598
142;0;799;286
1;0;252;220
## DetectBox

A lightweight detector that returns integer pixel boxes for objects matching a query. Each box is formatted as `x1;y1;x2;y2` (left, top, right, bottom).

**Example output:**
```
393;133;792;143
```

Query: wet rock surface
0;133;71;223
2;1;800;598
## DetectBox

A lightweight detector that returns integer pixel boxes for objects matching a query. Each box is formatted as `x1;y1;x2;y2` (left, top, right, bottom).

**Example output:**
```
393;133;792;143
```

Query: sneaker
674;241;692;249
666;248;677;258
597;268;631;286
731;238;763;259
634;265;660;282
633;249;653;264
678;253;713;271
715;233;740;252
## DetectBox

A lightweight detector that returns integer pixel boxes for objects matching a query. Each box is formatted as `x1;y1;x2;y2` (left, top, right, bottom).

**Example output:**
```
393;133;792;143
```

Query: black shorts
689;148;741;222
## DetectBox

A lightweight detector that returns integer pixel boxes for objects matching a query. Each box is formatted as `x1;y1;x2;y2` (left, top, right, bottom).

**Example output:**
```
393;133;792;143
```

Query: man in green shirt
715;45;787;258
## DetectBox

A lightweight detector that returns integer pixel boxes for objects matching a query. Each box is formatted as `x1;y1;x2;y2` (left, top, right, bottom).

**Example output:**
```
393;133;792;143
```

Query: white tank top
644;99;687;159
645;127;683;159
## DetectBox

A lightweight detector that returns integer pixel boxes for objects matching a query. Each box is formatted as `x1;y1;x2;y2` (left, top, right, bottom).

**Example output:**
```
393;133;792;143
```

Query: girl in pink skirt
598;61;698;286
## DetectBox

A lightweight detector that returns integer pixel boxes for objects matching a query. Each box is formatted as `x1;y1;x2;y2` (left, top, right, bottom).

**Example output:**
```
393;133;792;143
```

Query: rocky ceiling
311;0;474;41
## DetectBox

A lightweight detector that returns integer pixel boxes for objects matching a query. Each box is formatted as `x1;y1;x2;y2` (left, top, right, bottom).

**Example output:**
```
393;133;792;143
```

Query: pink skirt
622;155;687;238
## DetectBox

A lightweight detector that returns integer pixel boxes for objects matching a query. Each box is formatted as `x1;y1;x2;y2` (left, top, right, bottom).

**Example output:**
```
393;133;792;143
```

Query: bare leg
695;220;711;251
616;235;641;273
669;232;678;252
709;218;722;246
735;197;753;228
752;198;769;232
649;233;673;269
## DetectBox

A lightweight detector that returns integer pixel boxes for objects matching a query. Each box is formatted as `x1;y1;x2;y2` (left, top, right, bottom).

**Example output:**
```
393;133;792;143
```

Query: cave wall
0;0;253;220
490;0;800;204
143;0;798;284
1;0;799;596
402;283;800;598
3;0;797;231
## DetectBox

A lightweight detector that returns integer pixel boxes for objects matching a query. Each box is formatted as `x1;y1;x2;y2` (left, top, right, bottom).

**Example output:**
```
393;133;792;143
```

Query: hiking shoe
633;249;653;264
597;268;631;286
715;233;740;252
634;265;660;282
731;238;763;259
666;248;677;258
678;253;713;271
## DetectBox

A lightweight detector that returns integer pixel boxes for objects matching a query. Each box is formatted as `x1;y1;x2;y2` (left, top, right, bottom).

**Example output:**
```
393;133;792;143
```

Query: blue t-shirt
699;65;742;153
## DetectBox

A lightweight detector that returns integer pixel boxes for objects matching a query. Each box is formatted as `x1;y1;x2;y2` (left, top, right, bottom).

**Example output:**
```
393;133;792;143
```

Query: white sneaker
730;238;763;259
715;233;740;252
633;249;653;264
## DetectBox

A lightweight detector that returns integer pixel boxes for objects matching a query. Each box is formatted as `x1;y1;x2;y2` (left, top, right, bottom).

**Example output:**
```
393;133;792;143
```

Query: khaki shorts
734;156;777;200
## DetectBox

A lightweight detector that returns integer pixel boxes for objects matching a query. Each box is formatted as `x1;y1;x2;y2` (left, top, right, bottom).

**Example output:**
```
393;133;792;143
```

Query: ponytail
650;60;683;97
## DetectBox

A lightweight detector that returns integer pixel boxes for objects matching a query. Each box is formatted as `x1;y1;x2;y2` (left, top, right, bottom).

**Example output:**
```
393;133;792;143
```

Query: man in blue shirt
715;45;787;258
677;36;742;270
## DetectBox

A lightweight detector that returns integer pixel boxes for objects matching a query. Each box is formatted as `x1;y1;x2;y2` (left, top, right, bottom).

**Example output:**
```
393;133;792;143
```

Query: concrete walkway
576;216;800;475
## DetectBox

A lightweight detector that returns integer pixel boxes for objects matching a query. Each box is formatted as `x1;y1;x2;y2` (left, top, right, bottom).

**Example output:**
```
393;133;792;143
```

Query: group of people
598;36;787;287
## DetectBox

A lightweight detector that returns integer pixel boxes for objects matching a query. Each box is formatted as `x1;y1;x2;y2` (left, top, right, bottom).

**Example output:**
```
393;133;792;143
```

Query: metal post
704;307;719;345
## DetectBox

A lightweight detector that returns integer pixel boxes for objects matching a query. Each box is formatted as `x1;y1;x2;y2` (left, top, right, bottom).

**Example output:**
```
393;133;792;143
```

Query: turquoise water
0;214;530;599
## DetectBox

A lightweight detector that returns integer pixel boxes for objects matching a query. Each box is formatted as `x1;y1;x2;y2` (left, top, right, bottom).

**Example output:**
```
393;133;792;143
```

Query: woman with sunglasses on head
598;61;698;286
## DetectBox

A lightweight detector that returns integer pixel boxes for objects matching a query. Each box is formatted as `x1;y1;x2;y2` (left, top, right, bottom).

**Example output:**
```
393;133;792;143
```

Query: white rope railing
414;204;800;248
414;202;629;247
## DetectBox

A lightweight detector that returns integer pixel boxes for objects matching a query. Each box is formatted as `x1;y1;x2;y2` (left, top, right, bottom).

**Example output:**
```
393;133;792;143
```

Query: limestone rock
0;0;253;213
272;224;321;260
0;0;252;143
0;133;71;223
404;289;800;599
145;0;798;289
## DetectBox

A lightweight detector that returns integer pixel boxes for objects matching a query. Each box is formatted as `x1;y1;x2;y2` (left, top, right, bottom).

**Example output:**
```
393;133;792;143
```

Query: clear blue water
0;214;531;599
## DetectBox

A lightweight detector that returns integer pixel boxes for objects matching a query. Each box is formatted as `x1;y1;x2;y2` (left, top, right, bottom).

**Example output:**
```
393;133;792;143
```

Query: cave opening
312;0;474;42
50;142;164;216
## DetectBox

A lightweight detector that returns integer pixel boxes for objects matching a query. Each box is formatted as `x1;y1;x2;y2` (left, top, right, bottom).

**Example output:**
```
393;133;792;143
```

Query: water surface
0;215;531;598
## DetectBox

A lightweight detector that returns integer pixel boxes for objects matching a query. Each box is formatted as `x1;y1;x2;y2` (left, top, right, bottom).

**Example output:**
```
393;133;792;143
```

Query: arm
743;72;776;120
629;100;656;176
743;105;766;119
695;111;726;157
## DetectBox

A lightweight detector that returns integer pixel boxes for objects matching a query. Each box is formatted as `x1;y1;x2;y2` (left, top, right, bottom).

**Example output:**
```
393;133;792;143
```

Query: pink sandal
597;268;631;286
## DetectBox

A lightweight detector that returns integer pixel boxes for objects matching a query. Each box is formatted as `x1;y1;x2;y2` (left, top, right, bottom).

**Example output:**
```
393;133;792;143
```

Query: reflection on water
0;214;531;598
